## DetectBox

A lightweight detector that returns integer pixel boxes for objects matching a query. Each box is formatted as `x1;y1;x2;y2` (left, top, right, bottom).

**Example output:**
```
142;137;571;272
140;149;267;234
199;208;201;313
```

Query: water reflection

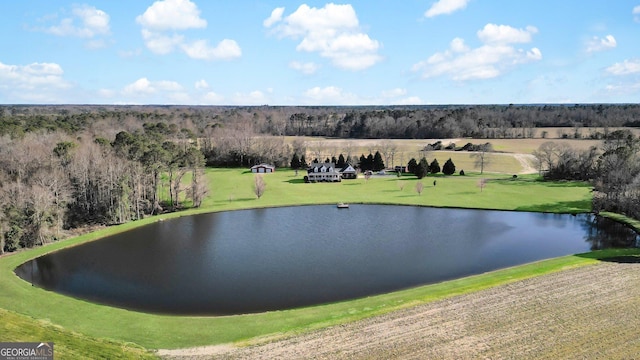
15;206;639;316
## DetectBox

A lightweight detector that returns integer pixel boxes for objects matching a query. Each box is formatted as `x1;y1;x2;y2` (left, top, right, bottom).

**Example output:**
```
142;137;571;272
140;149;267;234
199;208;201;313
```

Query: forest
0;104;639;253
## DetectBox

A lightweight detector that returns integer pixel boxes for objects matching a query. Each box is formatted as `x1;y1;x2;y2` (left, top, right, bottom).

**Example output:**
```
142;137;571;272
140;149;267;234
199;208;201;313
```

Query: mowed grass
0;308;155;359
0;167;603;353
202;168;592;213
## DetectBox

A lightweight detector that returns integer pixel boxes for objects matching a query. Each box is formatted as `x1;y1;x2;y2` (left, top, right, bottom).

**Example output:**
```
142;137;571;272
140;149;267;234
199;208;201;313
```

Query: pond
15;205;640;315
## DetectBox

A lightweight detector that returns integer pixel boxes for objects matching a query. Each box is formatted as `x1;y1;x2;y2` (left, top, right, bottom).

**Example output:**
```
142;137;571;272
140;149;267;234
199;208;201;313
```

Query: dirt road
161;258;640;359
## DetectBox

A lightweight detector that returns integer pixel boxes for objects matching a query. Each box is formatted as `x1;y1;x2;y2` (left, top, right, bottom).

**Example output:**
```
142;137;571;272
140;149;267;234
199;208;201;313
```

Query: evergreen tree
442;158;456;175
407;158;418;173
300;154;308;168
429;158;441;174
373;151;385;171
331;156;338;164
325;157;331;164
366;153;374;169
415;157;429;179
337;153;346;168
290;153;301;169
359;154;368;170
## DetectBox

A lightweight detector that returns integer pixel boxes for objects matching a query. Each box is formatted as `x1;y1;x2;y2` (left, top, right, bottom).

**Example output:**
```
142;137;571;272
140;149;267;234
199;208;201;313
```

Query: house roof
251;164;275;169
307;162;340;174
340;164;356;173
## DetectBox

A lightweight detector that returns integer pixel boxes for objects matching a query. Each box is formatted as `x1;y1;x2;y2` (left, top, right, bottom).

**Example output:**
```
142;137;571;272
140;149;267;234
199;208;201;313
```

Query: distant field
292;136;606;174
294;135;607;162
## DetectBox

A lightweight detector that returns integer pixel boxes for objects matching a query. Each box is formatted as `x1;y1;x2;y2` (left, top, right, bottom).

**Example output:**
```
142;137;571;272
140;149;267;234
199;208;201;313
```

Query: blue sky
1;0;639;105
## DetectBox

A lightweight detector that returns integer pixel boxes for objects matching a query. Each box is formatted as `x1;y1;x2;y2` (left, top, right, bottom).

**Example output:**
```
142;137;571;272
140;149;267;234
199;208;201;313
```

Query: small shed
251;164;275;173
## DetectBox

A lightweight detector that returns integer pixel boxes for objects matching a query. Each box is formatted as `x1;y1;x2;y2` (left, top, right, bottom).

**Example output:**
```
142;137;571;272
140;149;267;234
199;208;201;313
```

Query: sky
1;0;639;105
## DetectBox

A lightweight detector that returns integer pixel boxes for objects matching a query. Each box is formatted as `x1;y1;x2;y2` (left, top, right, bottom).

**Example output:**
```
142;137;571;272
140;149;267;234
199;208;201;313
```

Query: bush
459;169;465;176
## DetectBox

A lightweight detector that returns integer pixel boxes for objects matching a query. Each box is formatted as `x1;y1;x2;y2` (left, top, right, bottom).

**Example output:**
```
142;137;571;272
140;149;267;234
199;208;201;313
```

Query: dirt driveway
160;259;640;359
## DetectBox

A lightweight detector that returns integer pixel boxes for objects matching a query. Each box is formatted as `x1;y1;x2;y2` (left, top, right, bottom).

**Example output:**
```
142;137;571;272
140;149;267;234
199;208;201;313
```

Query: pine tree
300;154;308;168
373;151;385;171
429;158;441;174
290;153;301;169
337;153;346;168
366;153;374;171
407;158;418;173
415;157;429;179
359;154;367;170
443;158;456;175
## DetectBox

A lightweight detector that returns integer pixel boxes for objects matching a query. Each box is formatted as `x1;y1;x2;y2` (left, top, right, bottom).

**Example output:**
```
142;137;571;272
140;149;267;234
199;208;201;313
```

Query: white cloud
264;7;285;27
141;30;184;54
231;90;269;105
303;86;362;104
605;59;640;75
45;4;110;38
265;4;382;71
605;82;640;95
122;78;183;96
289;61;319;74
412;24;542;81
181;39;242;60
425;0;470;18
394;96;424;105
634;5;640;22
0;61;72;102
201;91;224;104
381;88;407;98
137;0;241;60
586;35;617;53
136;0;206;31
477;24;538;44
195;79;209;90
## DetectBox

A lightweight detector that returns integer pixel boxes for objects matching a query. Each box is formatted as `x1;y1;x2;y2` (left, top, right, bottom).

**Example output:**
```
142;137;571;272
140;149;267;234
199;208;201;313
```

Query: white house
306;163;341;182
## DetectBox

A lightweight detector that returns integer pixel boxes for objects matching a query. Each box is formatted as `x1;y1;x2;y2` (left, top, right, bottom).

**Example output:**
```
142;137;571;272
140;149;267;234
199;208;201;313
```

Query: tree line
3;104;640;141
533;129;640;220
0;123;207;253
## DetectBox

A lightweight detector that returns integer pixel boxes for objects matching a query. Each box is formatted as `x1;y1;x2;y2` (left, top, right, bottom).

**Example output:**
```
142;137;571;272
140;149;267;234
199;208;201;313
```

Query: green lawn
1;167;634;354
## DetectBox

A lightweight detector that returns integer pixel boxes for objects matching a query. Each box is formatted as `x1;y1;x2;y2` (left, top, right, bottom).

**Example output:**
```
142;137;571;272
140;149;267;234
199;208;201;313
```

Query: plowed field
161;258;640;359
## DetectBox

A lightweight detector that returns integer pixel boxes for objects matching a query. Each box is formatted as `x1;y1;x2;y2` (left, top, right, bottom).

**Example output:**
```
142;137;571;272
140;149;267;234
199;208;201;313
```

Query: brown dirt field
160;259;640;359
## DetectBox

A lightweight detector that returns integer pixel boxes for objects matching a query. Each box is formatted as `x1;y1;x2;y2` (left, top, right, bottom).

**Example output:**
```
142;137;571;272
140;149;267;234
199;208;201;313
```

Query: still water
16;205;639;315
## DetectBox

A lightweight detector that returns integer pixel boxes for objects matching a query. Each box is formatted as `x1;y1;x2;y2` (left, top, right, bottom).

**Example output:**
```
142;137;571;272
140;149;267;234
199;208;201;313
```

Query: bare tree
477;178;487;192
397;180;405;191
378;140;397;169
190;168;209;208
471;143;492;174
415;181;424;195
309;140;326;163
254;175;266;199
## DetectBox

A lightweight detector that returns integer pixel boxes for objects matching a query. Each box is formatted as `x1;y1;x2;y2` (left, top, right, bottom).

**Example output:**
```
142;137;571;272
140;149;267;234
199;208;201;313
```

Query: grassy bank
0;168;624;353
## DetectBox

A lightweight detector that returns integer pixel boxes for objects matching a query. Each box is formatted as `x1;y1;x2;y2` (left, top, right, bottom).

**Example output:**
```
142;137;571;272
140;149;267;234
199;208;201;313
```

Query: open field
294;136;609;175
0;159;636;357
176;256;640;359
295;136;607;158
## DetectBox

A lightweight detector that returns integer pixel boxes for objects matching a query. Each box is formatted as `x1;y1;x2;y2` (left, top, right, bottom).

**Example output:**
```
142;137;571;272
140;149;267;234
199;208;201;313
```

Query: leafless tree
397;180;405;191
415;181;424;195
378;140;397;169
477;178;487;192
254;175;266;199
471;143;492;174
309;140;326;163
190;168;208;208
